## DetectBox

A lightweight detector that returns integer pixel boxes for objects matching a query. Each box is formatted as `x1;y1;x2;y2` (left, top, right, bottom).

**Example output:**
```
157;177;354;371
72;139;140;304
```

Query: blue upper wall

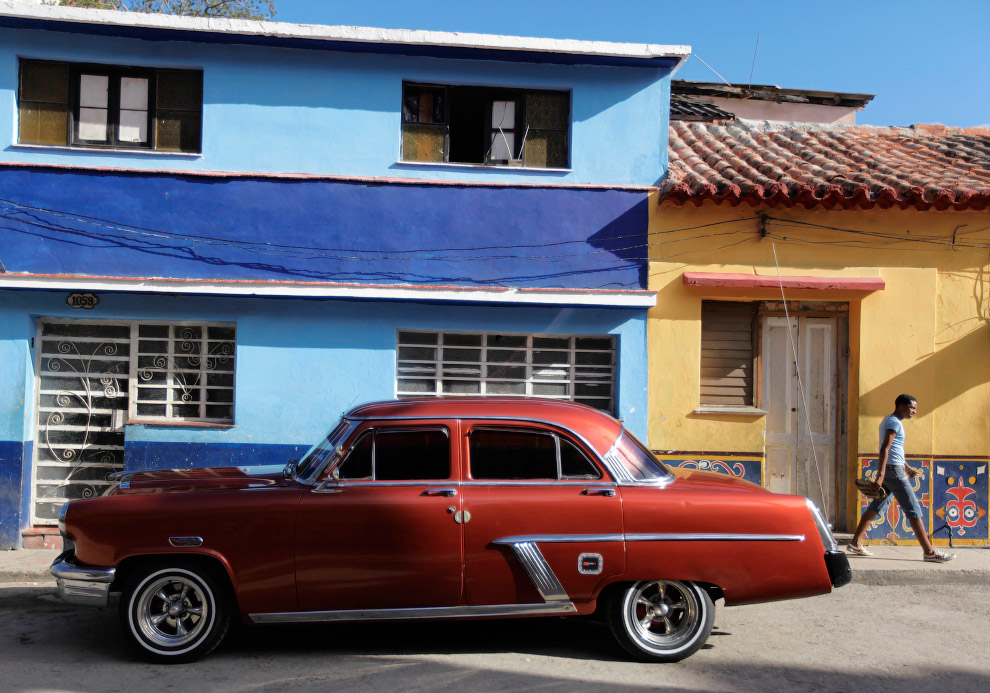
0;24;672;186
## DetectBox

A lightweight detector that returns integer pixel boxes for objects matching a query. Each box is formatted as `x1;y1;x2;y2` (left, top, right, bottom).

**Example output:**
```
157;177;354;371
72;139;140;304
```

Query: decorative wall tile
659;455;763;487
857;456;931;544
932;460;989;544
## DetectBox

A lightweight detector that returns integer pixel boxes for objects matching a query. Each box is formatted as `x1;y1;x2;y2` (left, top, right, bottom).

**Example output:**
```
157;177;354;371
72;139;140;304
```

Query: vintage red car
52;397;850;662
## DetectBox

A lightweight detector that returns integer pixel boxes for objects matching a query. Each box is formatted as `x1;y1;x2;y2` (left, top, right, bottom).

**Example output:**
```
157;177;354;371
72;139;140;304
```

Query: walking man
847;394;955;562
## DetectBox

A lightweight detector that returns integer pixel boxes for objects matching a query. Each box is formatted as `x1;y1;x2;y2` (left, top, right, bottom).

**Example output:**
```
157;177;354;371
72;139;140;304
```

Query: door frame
758;303;849;528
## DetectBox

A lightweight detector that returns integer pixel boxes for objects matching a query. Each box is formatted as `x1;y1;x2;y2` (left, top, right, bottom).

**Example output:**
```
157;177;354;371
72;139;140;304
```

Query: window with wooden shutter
700;301;756;406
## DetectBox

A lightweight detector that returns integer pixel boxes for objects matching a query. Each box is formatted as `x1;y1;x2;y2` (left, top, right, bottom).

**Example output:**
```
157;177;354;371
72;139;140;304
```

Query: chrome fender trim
249;601;576;624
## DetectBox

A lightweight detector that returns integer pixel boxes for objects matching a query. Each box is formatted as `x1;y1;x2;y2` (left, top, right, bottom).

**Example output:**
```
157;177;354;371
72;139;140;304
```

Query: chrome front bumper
50;551;116;607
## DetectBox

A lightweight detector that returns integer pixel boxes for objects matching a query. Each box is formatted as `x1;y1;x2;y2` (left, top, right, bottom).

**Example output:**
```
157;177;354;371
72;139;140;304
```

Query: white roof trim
0;274;657;308
0;2;690;61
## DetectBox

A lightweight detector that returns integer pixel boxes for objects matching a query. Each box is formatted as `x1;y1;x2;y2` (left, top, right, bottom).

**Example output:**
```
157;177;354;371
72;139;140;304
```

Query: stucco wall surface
0;26;670;186
648;200;990;529
3;287;649;453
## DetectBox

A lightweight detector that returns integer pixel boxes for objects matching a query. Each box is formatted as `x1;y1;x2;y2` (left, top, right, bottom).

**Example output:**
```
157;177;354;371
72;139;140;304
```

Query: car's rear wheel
120;561;231;663
606;579;714;662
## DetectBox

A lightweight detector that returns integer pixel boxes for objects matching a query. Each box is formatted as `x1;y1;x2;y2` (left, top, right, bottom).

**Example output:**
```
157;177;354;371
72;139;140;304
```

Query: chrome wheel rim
134;574;210;649
623;580;700;653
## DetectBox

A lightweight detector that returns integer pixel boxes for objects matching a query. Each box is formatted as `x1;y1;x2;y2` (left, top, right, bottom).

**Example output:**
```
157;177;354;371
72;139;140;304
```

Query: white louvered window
133;323;236;423
396;330;616;413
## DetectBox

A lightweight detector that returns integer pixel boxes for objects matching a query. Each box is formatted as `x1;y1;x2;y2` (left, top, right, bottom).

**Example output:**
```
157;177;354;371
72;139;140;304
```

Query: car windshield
606;428;671;482
293;419;354;481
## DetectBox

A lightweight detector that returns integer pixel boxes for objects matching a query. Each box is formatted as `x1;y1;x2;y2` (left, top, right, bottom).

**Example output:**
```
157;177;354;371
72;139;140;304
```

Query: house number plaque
66;293;99;310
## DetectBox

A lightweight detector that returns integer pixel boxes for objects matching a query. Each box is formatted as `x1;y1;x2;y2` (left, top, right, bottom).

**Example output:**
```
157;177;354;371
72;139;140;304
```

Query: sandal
846;544;872;556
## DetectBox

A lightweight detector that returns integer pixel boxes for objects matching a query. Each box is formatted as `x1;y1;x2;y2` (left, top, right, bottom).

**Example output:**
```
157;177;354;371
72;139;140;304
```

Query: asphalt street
2;581;988;692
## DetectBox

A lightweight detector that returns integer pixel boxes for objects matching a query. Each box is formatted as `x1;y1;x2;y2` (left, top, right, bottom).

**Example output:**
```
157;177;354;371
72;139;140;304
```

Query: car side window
337;431;372;479
469;428;601;480
336;427;450;481
559;437;601;479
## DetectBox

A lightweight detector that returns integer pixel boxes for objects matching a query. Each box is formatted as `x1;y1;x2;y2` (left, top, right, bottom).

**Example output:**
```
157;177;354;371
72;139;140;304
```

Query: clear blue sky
272;0;989;128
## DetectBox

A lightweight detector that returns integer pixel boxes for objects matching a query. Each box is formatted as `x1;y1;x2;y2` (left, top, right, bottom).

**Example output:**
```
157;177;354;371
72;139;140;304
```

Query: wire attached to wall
771;242;830;526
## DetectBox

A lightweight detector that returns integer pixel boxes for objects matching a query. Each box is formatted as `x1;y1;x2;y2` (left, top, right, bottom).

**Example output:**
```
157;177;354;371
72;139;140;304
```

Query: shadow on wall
860;323;990;440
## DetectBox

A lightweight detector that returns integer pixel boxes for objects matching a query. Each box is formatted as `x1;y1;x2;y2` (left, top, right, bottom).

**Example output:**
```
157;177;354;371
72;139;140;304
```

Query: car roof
346;397;624;455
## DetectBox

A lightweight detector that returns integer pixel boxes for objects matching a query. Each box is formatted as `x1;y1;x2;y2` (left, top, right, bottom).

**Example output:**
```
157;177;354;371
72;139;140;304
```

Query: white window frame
395;329;615;413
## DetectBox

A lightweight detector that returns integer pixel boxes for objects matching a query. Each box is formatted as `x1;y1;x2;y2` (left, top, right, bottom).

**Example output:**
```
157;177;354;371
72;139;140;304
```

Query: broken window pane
403;86;445;124
491;100;515;129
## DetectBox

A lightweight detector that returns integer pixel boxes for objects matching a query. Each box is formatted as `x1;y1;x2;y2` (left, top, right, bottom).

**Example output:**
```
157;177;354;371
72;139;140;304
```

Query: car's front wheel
606;579;715;662
120;561;231;663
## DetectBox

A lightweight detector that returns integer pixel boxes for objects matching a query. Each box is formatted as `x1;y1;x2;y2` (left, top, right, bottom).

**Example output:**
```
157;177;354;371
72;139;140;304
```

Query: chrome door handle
582;487;616;497
423;487;457;497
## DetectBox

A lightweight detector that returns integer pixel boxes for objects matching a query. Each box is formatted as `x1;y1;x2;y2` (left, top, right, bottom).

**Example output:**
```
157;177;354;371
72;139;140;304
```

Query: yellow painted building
650;121;990;544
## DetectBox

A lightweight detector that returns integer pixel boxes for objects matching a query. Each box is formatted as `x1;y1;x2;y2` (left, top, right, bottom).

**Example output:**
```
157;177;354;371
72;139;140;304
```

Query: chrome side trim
50;552;116;607
510;541;569;601
249;601;576;624
494;533;802;544
168;536;204;548
494;534;624;545
625;533;805;542
314;480;457;490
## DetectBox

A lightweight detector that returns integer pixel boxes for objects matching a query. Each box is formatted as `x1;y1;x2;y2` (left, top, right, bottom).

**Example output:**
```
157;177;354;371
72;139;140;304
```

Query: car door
458;421;624;608
294;422;464;612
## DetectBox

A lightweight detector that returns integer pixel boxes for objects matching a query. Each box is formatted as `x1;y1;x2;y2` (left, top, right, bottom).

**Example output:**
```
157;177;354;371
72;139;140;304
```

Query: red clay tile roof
664;121;990;211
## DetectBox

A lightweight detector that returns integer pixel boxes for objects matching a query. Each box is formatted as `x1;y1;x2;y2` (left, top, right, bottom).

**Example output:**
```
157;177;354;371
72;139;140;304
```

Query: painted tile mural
931;460;988;544
657;455;763;487
857;457;930;544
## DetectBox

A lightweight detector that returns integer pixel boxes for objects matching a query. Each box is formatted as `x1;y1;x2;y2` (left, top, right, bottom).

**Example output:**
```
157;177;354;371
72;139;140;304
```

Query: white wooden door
762;316;837;518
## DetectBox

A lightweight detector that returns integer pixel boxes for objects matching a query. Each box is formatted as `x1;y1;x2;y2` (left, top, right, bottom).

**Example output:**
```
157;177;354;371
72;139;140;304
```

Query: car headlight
805;498;838;552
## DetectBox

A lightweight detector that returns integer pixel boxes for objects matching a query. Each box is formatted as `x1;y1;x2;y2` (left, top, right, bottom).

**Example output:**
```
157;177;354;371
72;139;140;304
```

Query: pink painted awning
682;272;885;291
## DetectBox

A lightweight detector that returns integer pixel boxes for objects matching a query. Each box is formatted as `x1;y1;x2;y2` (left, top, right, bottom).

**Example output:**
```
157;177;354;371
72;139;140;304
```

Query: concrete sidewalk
2;543;989;587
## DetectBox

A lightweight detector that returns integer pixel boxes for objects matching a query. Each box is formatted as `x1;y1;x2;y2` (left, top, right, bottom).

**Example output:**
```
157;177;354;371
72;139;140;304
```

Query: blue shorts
866;465;924;520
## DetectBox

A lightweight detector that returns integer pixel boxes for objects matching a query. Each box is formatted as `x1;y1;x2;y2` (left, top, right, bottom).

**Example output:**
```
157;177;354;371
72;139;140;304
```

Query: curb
850;568;990;586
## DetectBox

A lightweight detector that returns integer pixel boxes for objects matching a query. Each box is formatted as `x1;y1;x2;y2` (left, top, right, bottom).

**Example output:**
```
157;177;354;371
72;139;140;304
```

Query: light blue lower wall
2;290;648;504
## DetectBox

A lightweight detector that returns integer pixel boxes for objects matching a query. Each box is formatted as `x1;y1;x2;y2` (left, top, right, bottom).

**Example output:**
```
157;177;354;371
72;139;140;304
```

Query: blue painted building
0;3;688;547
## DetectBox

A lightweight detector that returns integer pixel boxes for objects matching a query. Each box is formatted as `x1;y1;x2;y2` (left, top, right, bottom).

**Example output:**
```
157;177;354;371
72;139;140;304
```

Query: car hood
112;465;287;495
666;466;768;493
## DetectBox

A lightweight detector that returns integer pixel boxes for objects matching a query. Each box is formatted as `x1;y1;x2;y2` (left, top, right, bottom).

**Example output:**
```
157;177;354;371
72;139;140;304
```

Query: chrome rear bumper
50;551;115;607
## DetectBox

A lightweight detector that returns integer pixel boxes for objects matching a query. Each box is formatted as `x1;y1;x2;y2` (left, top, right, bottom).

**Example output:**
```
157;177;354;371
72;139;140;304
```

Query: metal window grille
133;323;236;423
396;330;615;414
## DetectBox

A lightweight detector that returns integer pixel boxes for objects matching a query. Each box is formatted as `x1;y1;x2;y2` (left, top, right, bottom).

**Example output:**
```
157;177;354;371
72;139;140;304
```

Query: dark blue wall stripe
1;167;649;290
125;441;310;472
0;441;26;548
